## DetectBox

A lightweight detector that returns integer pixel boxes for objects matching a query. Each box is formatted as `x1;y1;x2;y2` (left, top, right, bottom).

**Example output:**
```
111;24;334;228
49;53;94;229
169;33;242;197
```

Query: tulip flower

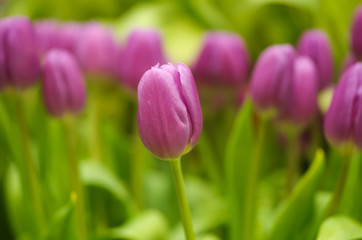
121;29;166;90
298;29;333;90
74;23;119;77
324;62;362;148
137;63;202;159
42;49;86;117
58;23;83;53
34;20;61;55
342;53;358;73
0;17;40;89
351;5;362;57
193;32;250;86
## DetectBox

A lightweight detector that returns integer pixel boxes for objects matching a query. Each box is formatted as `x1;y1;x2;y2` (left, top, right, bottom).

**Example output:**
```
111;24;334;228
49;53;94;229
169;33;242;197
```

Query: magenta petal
352;6;362;57
137;67;190;159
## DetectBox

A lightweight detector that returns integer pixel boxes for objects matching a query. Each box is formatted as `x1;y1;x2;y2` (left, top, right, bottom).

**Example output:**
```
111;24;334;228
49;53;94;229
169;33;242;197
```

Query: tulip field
1;0;362;239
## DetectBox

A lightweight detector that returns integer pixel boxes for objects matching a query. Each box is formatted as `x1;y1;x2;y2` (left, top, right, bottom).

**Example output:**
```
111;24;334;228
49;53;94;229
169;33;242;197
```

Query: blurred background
1;0;362;239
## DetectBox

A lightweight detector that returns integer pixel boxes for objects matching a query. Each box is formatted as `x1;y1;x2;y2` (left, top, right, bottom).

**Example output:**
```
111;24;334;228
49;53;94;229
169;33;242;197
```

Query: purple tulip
74;23;119;77
137;63;203;159
250;44;296;112
284;56;318;124
42;49;86;117
341;53;358;73
0;17;40;89
193;32;250;86
298;29;333;90
34;20;61;55
121;29;166;90
351;5;362;57
324;63;362;148
58;23;83;54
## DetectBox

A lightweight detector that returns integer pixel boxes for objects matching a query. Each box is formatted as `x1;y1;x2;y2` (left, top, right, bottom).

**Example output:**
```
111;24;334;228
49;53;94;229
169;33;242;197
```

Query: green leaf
317;215;362;240
46;200;75;239
79;161;136;215
268;149;326;240
225;99;256;240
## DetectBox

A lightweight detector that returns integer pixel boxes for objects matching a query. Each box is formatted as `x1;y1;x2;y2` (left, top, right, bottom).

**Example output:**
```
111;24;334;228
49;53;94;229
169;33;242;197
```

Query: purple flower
298;29;333;90
341;53;358;73
34;20;61;55
193;32;250;86
121;29;166;90
324;62;362;148
251;45;318;124
137;63;203;159
351;5;362;57
74;23;120;77
0;17;40;89
42;49;86;117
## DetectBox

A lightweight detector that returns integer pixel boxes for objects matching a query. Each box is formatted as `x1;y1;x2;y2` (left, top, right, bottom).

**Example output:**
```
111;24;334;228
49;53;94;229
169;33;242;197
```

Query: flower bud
121;29;166;90
192;32;250;86
137;63;203;159
250;44;296;112
324;63;362;148
42;50;86;117
75;23;119;77
297;29;333;90
0;21;8;89
341;53;358;73
34;20;61;55
251;45;318;125
57;23;83;53
1;17;40;88
351;5;362;57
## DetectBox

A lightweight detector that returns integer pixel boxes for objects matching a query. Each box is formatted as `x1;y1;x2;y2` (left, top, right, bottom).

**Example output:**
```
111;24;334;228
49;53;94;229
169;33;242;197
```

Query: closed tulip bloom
193;32;250;86
34;20;61;55
351;6;362;57
341;53;358;73
0;21;7;89
58;23;82;53
137;63;203;159
250;44;296;112
1;17;40;88
298;29;333;90
285;56;318;124
42;50;86;117
75;23;119;77
121;29;166;90
324;63;362;148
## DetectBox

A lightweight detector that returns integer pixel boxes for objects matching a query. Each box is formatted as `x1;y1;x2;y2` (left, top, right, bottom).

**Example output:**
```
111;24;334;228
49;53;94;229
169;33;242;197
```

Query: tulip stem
169;157;195;240
286;133;300;195
241;116;268;240
326;152;352;216
16;94;45;236
64;117;87;240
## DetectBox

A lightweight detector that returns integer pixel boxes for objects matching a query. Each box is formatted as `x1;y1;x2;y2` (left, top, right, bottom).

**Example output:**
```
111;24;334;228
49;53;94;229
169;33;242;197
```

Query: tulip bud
1;17;40;89
341;52;358;73
324;62;362;148
75;23;119;77
58;23;83;53
42;49;86;117
121;29;166;90
351;5;362;57
297;29;333;90
137;63;203;159
0;21;8;89
250;44;296;112
34;20;61;55
193;32;250;86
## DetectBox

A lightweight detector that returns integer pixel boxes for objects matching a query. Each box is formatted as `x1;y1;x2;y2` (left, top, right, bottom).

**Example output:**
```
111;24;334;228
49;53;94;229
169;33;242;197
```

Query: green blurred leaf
46;200;75;239
225;99;255;240
268;149;326;240
317;215;362;240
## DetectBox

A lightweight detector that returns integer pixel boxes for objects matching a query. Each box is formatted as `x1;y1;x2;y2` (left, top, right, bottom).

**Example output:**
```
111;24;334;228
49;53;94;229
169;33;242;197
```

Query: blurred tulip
34;20;61;55
193;32;250;86
58;23;83;53
251;45;318;124
298;29;333;90
121;29;166;90
250;44;296;112
42;49;86;117
0;17;40;89
351;5;362;57
341;52;358;73
137;63;202;159
324;62;362;148
75;23;119;77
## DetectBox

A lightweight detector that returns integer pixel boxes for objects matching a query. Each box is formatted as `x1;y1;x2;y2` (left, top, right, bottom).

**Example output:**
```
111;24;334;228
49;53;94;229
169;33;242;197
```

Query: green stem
241;116;268;240
65;117;87;240
16;94;45;235
285;133;300;195
169;157;195;240
326;153;352;217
